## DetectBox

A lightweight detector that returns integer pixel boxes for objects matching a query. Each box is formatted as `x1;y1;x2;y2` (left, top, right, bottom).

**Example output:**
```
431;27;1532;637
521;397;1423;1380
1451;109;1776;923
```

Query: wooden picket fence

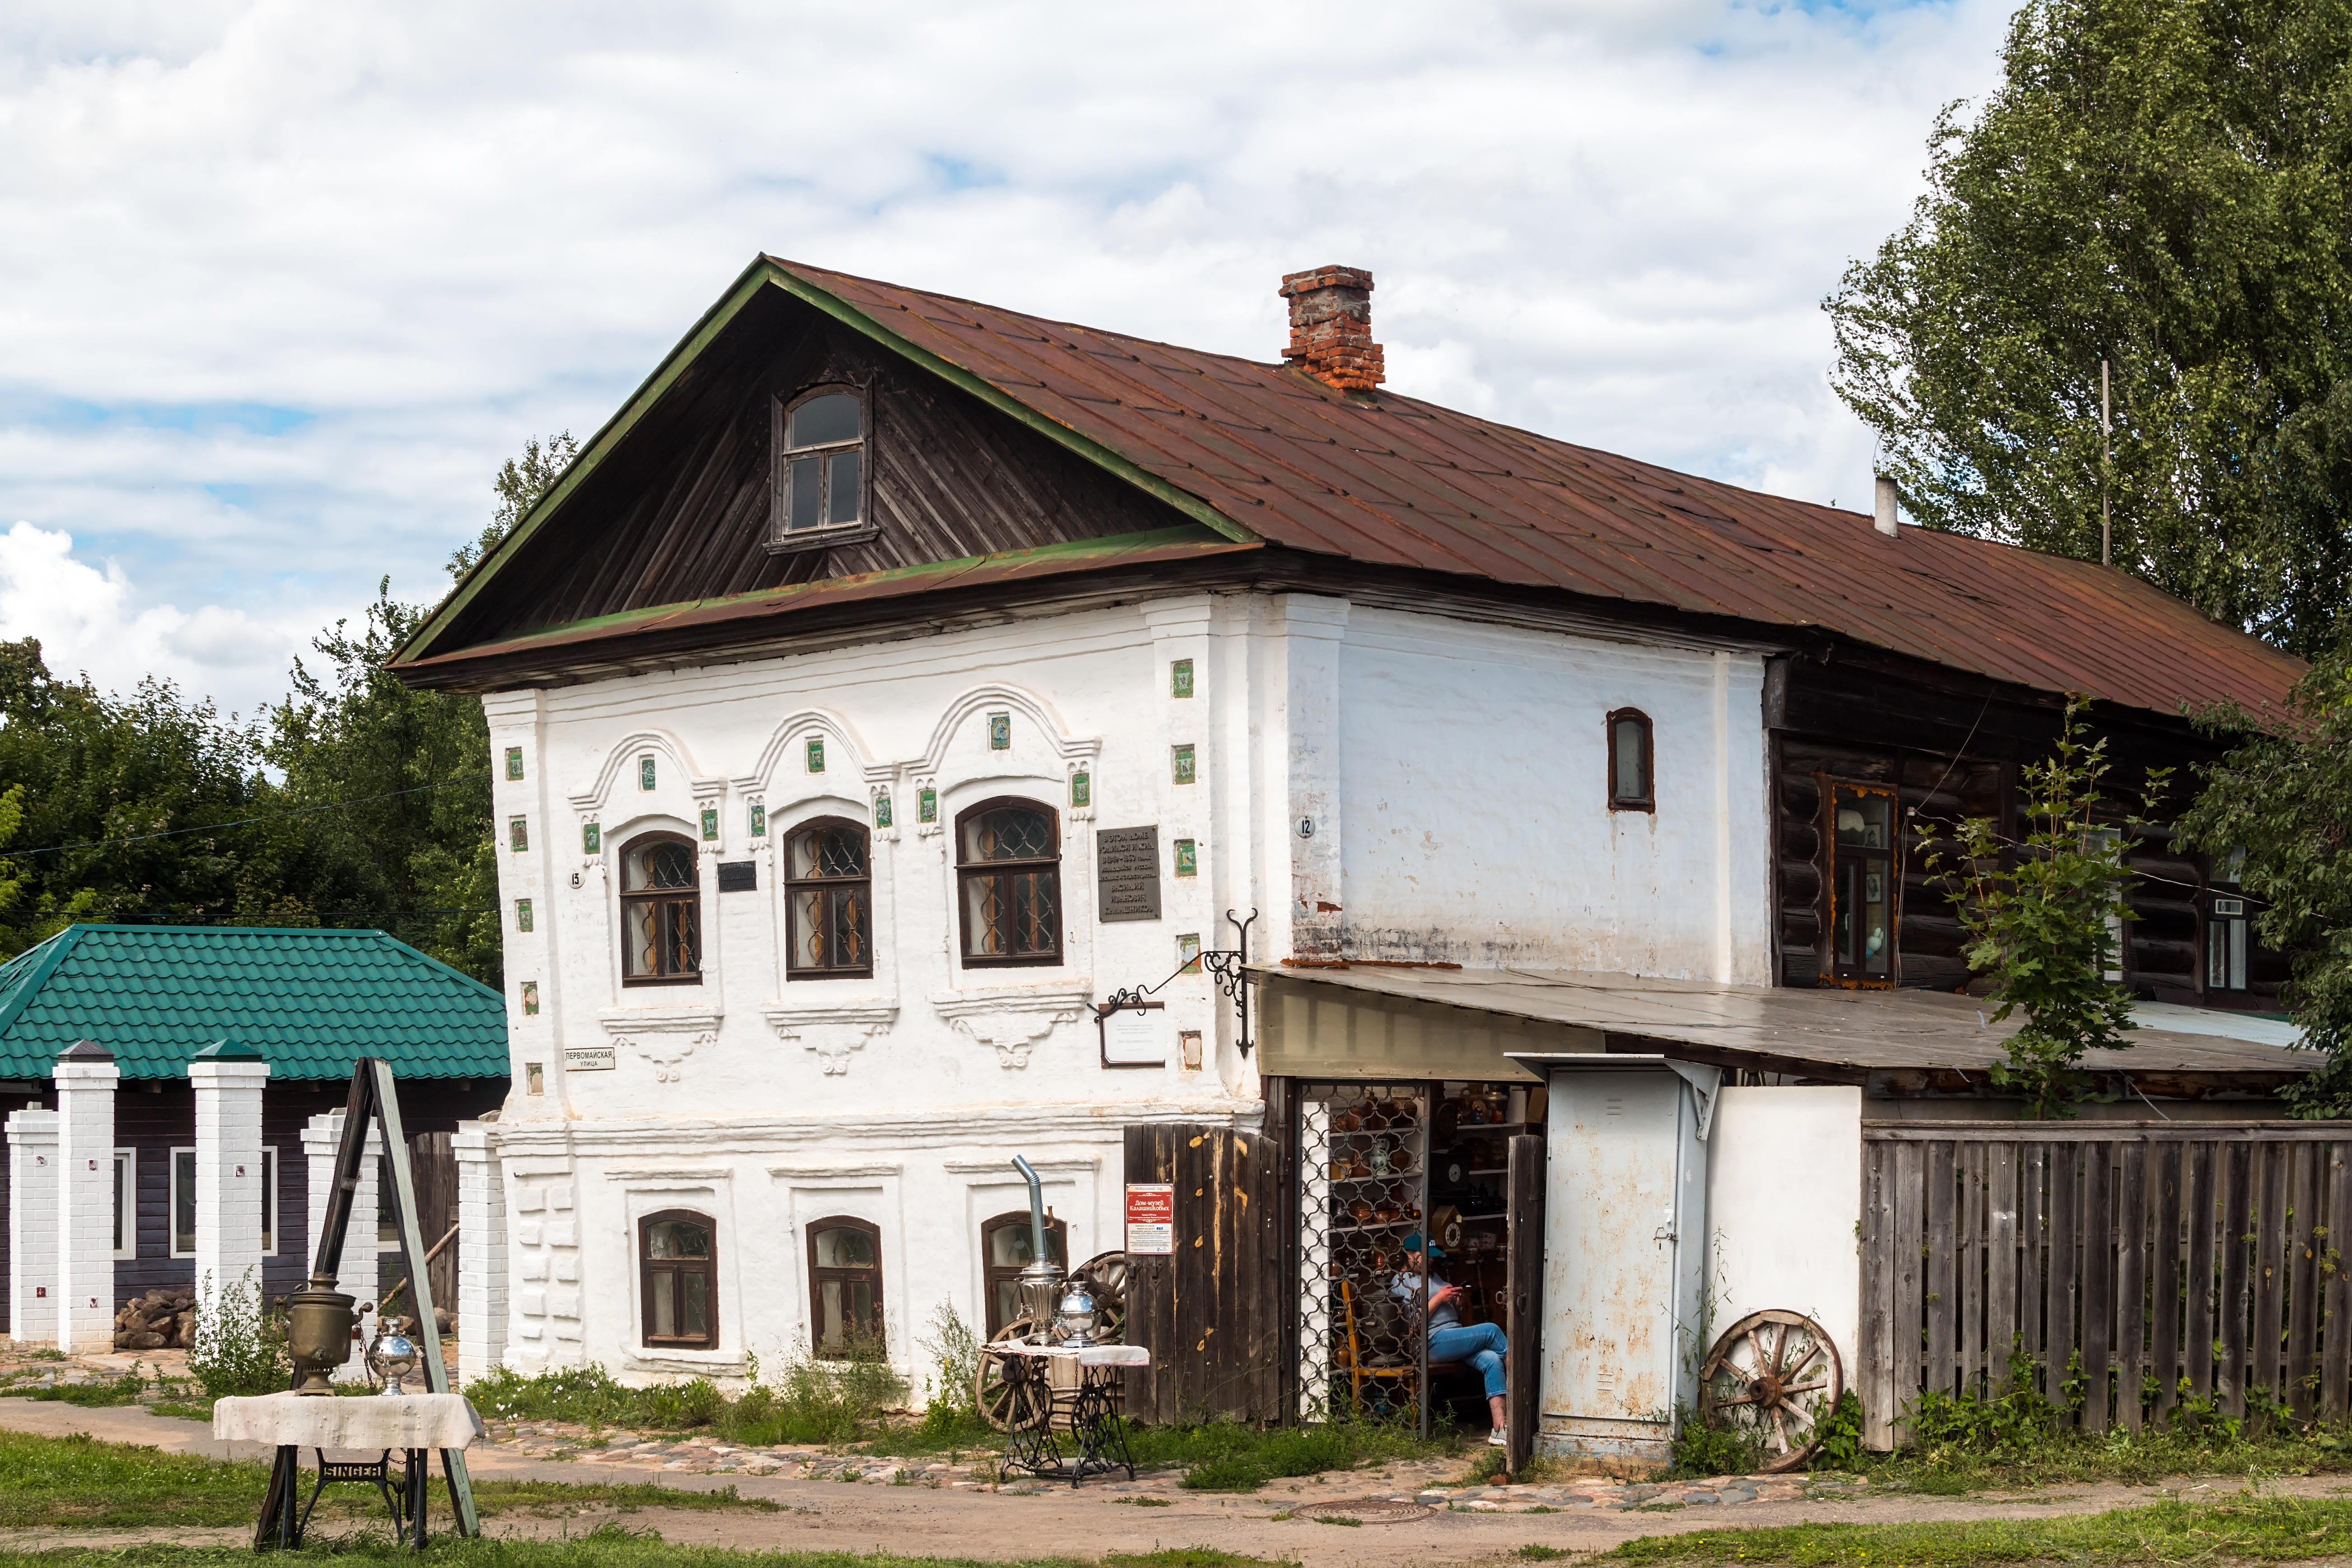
1858;1123;2352;1449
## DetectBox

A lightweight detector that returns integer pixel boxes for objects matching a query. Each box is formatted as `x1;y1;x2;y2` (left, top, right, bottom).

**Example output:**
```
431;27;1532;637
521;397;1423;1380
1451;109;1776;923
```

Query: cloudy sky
0;0;2011;717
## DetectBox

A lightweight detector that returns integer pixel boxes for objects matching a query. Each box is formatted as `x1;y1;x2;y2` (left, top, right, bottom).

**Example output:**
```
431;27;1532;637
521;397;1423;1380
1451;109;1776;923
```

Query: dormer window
771;388;873;550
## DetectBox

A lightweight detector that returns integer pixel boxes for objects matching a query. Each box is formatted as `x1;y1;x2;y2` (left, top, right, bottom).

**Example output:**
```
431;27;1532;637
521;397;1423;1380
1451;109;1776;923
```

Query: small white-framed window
112;1149;136;1260
2087;828;2126;983
260;1148;279;1258
171;1147;195;1258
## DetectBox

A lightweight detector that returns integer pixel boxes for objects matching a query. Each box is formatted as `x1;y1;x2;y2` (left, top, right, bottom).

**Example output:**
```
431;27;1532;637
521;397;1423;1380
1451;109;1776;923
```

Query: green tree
1826;0;2352;656
1923;695;2170;1118
2180;651;2352;1115
447;431;576;579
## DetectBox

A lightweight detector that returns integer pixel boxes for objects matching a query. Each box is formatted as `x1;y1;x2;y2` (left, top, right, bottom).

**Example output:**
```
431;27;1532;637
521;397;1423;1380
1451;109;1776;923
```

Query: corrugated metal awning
1250;965;2311;1093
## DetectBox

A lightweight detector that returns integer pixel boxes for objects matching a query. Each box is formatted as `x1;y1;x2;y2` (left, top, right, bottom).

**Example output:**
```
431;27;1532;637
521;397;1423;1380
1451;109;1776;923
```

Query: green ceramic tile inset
1171;659;1194;699
638;755;657;791
988;712;1011;750
919;787;938;824
1175;838;1198;877
504;747;524;781
807;737;825;773
582;822;601;854
700;807;719;841
749;801;767;838
515;899;535;933
521;981;539;1016
874;793;893;829
1172;744;1196;786
508;817;528;853
1177;933;1202;972
1071;771;1091;809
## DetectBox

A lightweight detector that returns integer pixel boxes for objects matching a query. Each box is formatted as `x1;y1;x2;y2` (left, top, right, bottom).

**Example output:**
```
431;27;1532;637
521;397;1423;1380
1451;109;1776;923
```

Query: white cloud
0;520;296;717
0;0;2016;703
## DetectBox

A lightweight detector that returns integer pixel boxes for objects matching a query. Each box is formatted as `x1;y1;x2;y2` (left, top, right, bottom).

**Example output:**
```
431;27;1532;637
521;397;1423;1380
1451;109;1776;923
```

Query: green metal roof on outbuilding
0;926;508;1083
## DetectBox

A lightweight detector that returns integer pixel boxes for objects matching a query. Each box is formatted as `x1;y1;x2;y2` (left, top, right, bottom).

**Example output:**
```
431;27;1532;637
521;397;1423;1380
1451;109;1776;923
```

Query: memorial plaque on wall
1097;825;1162;922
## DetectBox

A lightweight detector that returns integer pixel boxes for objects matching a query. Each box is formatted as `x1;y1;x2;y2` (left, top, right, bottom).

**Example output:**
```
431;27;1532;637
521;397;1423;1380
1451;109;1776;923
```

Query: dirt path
4;1396;2346;1568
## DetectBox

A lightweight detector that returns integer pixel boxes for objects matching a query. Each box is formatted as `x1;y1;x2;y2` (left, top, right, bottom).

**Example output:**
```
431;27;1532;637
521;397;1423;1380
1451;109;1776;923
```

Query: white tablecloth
996;1342;1150;1367
214;1391;483;1450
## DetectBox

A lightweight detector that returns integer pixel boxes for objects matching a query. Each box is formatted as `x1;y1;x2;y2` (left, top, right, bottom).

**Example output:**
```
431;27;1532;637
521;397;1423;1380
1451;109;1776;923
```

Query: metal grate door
1294;1082;1432;1432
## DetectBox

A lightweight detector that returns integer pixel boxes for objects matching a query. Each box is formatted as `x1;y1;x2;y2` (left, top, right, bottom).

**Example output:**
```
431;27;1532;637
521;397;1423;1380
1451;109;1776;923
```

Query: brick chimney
1279;265;1385;393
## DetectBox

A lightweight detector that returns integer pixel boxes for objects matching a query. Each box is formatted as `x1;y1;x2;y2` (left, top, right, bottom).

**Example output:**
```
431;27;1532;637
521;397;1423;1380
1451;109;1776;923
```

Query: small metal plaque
716;861;757;892
564;1046;616;1073
1096;826;1161;922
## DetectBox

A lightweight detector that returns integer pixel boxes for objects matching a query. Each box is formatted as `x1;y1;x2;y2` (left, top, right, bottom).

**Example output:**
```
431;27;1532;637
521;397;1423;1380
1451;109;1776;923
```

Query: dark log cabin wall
1768;648;2289;1009
440;285;1190;652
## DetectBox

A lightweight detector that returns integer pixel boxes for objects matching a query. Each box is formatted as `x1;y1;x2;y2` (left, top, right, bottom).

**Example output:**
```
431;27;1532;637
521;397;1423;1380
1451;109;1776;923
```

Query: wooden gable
431;283;1193;652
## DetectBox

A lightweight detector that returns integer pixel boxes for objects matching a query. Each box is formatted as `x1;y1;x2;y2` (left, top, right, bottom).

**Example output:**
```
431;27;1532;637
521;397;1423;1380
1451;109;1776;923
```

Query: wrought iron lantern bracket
1097;908;1259;1056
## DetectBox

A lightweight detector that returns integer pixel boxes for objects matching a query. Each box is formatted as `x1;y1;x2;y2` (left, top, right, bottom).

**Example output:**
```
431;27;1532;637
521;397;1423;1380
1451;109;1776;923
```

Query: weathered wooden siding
1122;1122;1282;1425
1859;1122;2350;1449
441;288;1187;651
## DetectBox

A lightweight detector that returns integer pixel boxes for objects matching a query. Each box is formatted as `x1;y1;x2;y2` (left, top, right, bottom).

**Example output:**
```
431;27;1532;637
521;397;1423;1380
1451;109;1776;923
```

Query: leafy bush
186;1272;288;1400
464;1335;907;1446
918;1300;982;1424
1669;1404;1760;1478
1809;1390;1868;1471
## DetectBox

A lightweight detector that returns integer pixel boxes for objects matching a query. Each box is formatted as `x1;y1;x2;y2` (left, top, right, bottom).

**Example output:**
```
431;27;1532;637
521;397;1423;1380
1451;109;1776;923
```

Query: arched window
956;798;1062;967
1607;708;1654;812
981;1210;1069;1337
807;1215;885;1357
640;1209;717;1349
620;832;701;984
786;816;872;978
772;387;869;545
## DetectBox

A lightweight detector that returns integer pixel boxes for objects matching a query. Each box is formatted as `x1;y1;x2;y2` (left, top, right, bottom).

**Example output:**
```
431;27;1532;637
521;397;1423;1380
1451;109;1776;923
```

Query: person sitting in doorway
1393;1231;1509;1447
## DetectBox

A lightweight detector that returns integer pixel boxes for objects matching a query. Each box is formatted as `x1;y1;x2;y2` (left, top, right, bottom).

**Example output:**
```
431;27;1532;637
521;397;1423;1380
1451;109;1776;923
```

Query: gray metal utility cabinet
1511;1053;1720;1462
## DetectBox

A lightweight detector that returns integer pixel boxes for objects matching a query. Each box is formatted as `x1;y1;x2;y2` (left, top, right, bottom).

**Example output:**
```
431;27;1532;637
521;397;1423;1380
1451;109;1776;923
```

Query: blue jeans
1429;1322;1508;1398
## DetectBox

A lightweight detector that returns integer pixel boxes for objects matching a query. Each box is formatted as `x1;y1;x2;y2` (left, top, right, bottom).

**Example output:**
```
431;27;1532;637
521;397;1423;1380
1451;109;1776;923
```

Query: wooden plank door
1505;1133;1545;1471
1121;1122;1281;1425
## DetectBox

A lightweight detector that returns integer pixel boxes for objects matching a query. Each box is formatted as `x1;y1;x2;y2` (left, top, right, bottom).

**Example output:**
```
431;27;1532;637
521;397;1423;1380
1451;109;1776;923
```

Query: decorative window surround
930;984;1093;1070
604;1168;734;1184
940;1156;1100;1176
767;1162;902;1181
762;1003;897;1076
567;730;724;816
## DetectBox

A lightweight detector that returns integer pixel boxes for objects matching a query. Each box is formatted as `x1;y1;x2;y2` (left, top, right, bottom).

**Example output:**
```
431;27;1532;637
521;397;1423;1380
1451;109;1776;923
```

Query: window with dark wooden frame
981;1210;1067;1337
807;1215;884;1357
786;816;873;979
2206;847;2251;993
1607;708;1654;811
770;387;872;551
639;1209;717;1350
955;798;1062;967
620;832;702;984
1820;779;1897;986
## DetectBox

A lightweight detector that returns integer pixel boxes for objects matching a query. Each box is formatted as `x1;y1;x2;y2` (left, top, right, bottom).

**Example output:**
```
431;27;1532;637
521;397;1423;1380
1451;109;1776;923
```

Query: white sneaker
1487;1426;1508;1448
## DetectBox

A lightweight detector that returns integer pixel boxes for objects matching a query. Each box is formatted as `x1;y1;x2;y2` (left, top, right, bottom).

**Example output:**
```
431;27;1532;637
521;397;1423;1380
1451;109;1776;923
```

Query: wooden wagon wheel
974;1317;1038;1431
1697;1310;1843;1473
1069;1250;1129;1344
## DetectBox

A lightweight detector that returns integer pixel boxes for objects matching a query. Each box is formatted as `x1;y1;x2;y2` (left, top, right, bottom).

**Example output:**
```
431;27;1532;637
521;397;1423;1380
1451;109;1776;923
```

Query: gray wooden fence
1859;1122;2352;1449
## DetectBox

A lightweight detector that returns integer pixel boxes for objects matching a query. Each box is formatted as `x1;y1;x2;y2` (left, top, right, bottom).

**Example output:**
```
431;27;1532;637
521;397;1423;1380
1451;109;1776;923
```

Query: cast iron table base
266;1444;435;1550
995;1354;1138;1486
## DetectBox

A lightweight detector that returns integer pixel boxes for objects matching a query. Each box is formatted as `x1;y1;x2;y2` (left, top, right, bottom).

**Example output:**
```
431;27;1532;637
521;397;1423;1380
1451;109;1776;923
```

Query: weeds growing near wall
186;1271;289;1400
465;1335;908;1446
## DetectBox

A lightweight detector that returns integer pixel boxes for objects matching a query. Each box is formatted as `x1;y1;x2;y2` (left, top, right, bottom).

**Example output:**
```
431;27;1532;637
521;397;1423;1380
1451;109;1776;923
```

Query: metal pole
2101;359;2112;567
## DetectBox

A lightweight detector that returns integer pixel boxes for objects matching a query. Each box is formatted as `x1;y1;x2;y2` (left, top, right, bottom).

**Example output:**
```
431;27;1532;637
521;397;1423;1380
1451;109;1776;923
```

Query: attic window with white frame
770;388;872;550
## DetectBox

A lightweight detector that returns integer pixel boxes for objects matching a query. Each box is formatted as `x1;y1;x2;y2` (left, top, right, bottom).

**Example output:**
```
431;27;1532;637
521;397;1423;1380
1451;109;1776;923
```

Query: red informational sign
1125;1183;1175;1255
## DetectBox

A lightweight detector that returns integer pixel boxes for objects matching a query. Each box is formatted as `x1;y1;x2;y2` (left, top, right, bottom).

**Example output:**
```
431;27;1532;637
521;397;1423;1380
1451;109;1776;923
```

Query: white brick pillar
53;1041;119;1354
190;1042;271;1318
300;1109;382;1379
452;1121;507;1384
6;1107;58;1347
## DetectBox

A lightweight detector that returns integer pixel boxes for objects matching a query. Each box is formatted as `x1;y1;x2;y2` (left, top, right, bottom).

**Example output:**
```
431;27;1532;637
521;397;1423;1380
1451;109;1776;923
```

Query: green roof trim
393;255;1257;670
0;926;508;1083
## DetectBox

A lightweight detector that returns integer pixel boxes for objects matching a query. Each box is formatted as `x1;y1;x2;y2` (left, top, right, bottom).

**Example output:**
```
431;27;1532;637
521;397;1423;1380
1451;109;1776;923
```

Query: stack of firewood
113;1289;196;1350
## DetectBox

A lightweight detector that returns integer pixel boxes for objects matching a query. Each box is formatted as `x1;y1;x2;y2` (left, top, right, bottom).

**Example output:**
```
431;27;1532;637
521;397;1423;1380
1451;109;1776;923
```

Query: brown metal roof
772;257;2305;718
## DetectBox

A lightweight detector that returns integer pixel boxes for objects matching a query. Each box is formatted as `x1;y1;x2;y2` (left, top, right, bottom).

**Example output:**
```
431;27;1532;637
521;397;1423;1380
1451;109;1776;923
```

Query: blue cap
1401;1230;1443;1258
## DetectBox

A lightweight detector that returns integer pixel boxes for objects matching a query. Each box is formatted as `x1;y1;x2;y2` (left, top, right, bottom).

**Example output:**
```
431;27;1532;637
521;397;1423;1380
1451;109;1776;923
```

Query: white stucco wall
1704;1086;1863;1383
482;587;1777;1382
1337;609;1771;981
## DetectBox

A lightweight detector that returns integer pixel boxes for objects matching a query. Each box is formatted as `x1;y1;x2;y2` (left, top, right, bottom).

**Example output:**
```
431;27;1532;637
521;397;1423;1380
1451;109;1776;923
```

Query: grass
1601;1493;2352;1565
1133;1418;1451;1492
0;1430;778;1531
0;1544;1297;1568
465;1352;908;1447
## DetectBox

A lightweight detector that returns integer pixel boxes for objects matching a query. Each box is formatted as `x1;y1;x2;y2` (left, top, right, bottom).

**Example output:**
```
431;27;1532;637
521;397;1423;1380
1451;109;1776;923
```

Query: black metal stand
995;1357;1138;1487
270;1445;431;1549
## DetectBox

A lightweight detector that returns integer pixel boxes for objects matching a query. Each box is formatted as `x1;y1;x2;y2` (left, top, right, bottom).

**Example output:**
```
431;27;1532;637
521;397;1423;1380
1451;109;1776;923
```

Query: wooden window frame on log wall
1817;776;1901;989
768;382;879;556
